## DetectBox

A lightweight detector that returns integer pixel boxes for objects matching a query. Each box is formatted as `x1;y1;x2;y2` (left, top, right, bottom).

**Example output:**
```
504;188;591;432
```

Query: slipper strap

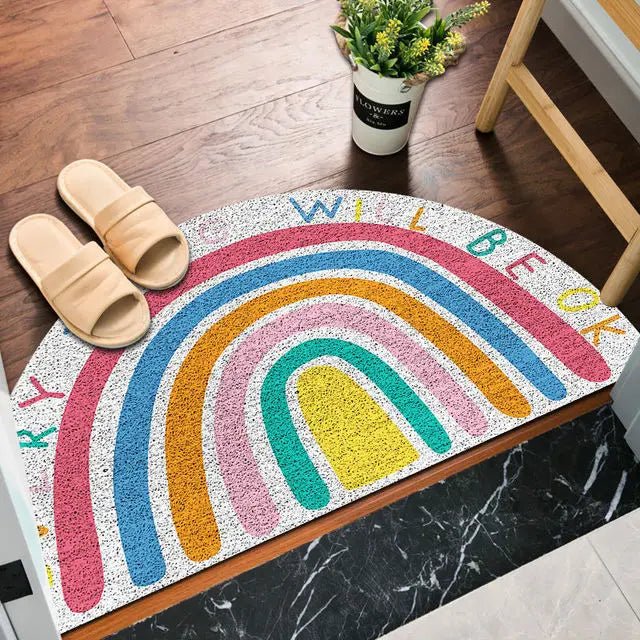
41;242;138;336
94;186;180;274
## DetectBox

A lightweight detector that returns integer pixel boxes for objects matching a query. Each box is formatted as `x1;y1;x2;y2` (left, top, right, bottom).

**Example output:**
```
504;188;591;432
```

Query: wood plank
0;16;572;355
104;0;317;57
0;1;347;196
62;387;611;640
0;0;131;102
599;0;640;49
507;63;640;242
2;21;639;390
0;0;67;17
0;0;518;198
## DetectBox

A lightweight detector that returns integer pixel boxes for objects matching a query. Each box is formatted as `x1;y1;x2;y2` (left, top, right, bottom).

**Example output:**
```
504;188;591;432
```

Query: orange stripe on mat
166;278;530;562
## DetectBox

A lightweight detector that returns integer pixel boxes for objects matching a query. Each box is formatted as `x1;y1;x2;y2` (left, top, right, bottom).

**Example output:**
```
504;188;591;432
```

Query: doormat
11;191;638;631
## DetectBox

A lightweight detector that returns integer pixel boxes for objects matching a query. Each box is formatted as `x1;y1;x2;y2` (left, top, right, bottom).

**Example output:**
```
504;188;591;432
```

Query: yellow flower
374;18;402;57
423;57;445;77
400;35;431;66
445;31;464;49
386;18;402;38
375;31;393;56
415;37;430;54
376;31;391;46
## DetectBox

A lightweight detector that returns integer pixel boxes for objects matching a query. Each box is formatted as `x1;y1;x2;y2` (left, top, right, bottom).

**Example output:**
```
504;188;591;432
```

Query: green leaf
360;22;376;37
354;24;364;49
331;25;352;39
416;6;432;21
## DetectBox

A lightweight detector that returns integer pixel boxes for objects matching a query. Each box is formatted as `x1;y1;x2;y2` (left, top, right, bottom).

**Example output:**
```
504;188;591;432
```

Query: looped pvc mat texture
11;190;639;631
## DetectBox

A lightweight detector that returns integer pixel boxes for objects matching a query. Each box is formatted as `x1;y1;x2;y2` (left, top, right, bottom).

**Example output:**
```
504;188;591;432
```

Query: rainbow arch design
12;192;637;631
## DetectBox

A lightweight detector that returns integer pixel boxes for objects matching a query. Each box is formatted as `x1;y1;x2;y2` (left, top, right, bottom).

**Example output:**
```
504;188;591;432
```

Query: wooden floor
1;0;639;637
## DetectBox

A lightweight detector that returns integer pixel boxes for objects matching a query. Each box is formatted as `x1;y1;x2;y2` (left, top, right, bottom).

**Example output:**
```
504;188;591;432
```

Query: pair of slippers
10;160;190;349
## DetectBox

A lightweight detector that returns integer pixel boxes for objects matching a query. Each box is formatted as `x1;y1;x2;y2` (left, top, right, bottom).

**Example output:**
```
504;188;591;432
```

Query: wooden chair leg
601;230;640;307
476;0;547;132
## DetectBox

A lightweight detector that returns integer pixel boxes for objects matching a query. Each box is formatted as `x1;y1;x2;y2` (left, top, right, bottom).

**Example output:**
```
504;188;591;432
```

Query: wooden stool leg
601;230;640;307
476;0;547;133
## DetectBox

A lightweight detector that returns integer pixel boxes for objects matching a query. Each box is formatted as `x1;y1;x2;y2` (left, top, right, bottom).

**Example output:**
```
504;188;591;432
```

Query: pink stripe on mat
54;350;121;612
416;234;611;382
214;301;488;537
55;221;609;613
150;222;609;382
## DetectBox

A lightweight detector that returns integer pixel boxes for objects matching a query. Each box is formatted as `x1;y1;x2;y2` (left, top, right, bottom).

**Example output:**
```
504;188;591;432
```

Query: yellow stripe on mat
297;365;419;489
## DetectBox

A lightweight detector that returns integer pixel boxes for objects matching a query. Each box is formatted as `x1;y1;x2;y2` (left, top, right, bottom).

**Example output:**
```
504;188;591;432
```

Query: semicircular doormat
12;190;639;631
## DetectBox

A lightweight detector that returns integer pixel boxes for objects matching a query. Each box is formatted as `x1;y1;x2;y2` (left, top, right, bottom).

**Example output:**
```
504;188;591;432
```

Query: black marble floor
109;405;639;640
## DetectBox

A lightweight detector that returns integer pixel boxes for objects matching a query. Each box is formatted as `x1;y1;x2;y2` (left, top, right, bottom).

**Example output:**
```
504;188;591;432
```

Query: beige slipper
57;159;189;290
10;215;150;349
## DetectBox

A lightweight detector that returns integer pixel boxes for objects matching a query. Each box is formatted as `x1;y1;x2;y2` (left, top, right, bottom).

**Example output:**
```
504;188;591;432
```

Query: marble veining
109;405;640;640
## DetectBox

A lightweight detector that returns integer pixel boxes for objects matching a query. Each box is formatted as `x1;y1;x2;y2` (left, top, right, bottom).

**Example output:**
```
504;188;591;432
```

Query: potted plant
332;0;490;155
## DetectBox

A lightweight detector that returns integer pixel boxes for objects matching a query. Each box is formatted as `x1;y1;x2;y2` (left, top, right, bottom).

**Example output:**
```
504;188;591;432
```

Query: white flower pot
351;65;426;156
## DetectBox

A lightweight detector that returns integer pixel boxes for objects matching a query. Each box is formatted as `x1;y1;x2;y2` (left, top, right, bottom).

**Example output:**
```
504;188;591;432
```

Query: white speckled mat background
11;190;638;631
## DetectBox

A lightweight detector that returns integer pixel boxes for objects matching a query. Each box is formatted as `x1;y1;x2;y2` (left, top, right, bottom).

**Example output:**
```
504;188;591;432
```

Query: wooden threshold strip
62;388;611;640
506;63;640;242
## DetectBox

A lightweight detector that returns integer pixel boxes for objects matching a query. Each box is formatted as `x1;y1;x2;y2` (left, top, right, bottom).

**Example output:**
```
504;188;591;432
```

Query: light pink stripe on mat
214;302;488;537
